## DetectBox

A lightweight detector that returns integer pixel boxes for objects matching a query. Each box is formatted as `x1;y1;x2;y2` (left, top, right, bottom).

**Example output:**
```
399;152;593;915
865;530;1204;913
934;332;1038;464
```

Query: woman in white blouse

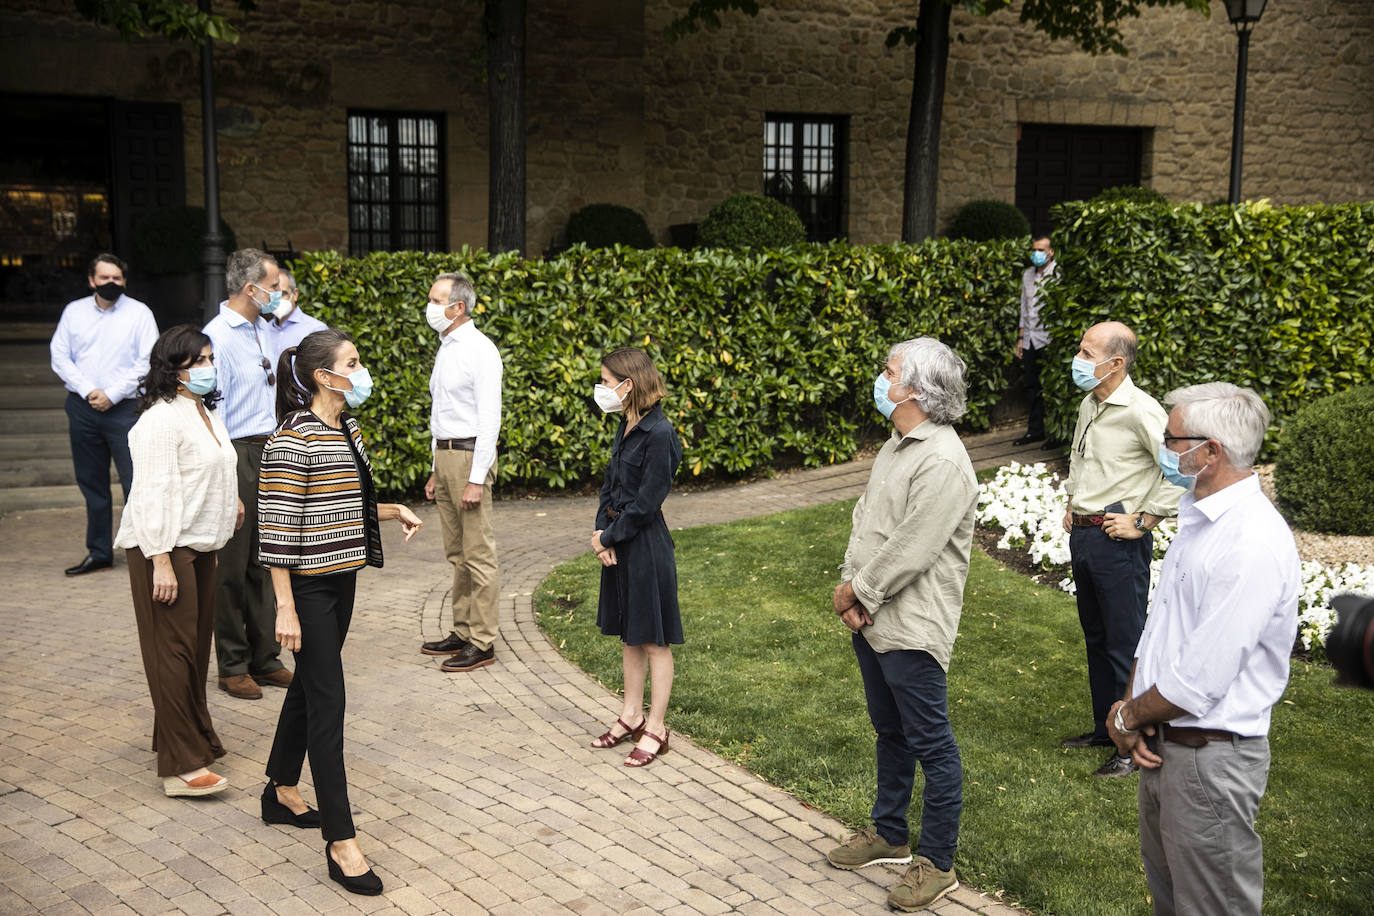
114;325;242;798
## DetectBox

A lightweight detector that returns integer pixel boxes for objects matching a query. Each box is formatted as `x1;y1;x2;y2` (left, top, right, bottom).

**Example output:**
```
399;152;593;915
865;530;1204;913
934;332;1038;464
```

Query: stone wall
0;0;1370;260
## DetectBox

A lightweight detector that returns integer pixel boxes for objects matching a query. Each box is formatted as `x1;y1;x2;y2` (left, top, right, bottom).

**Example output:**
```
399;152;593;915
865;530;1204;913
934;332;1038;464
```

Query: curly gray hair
890;337;968;426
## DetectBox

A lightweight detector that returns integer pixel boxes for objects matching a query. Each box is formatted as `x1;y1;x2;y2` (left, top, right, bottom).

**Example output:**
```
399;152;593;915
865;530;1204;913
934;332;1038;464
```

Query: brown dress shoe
219;674;263;699
252;668;293;688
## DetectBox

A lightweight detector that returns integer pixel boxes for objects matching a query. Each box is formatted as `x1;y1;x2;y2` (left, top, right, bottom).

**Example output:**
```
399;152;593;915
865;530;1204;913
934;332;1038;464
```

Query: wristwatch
1114;705;1137;737
1134;512;1147;532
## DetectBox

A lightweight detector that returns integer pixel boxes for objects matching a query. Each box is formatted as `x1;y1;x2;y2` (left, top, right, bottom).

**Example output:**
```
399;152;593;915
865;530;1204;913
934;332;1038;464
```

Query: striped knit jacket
258;410;383;575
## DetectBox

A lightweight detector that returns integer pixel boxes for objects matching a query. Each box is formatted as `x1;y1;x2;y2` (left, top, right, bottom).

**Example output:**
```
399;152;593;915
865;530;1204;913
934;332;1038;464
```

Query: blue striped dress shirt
203;302;278;439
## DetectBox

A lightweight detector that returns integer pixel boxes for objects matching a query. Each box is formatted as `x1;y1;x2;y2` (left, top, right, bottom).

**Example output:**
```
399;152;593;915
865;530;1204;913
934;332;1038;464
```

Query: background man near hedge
50;253;158;576
826;337;977;912
266;267;327;360
1108;383;1297;916
1013;234;1057;448
203;248;291;700
420;272;504;673
1061;320;1183;777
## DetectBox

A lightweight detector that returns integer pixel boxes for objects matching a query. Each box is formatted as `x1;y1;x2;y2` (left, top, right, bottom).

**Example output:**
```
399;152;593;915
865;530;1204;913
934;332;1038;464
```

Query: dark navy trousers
852;634;963;872
1069;522;1152;738
65;392;136;563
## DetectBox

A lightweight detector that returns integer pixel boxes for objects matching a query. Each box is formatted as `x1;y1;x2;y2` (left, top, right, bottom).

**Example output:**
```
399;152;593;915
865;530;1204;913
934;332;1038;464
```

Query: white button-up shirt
1019;261;1055;349
203;302;278;440
50;293;159;404
267;303;329;361
1132;473;1299;737
429;320;503;484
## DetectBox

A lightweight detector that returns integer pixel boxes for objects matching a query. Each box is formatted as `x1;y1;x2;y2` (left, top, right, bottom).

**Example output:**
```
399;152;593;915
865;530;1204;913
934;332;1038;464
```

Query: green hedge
1039;200;1374;450
294;240;1022;495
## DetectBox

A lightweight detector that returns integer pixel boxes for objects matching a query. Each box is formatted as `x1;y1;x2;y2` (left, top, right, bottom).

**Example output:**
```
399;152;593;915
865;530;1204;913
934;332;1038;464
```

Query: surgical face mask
323;367;373;409
251;283;283;315
274;297;295;321
1157;440;1206;491
1071;355;1116;391
426;301;454;334
594;378;629;413
873;372;914;420
182;365;216;396
1031;250;1050;268
94;281;124;302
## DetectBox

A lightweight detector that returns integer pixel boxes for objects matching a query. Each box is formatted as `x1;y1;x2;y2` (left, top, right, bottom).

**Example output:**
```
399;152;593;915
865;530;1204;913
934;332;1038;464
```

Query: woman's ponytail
274;346;308;422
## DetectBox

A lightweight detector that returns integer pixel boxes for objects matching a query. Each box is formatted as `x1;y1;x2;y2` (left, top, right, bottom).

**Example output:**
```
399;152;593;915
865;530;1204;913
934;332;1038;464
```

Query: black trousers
1021;344;1045;439
266;570;357;842
66;393;136;562
1069;521;1152;739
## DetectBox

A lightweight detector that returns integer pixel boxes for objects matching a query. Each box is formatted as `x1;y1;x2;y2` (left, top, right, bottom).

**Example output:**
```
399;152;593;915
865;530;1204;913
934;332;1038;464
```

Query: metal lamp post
1224;0;1268;204
199;0;226;320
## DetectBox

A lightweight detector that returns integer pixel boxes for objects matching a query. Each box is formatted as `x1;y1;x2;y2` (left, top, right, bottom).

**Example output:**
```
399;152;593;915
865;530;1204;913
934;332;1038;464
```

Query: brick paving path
0;432;1043;915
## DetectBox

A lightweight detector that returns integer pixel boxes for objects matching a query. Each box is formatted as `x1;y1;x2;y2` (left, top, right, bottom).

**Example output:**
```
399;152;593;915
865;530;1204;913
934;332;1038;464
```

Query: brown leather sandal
624;728;670;767
591;716;645;749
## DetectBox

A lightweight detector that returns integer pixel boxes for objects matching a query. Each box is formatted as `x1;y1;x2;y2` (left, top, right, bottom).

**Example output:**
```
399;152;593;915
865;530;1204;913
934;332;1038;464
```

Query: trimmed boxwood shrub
294;239;1022;495
698;194;806;248
566;204;655;249
1039;200;1374;453
1275;387;1374;534
1089;185;1169;205
133;206;236;274
947;199;1031;241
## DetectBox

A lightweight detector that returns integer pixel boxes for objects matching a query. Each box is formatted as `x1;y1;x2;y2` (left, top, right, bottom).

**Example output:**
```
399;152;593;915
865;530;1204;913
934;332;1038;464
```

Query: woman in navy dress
587;348;683;767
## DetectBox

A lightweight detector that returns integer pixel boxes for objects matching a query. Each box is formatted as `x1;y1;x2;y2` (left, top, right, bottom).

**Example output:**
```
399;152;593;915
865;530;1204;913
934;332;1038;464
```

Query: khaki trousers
434;449;500;650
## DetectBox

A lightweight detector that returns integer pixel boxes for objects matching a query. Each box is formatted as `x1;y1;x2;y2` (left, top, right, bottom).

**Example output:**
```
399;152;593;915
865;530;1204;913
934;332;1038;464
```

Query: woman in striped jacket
257;328;422;897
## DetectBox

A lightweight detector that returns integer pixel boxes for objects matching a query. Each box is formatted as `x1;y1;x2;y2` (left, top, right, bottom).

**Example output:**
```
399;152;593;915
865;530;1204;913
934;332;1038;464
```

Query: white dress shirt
1019;261;1055;349
267;303;329;361
203;302;278;439
114;396;238;555
429;320;503;484
1132;473;1299;737
50;293;159;404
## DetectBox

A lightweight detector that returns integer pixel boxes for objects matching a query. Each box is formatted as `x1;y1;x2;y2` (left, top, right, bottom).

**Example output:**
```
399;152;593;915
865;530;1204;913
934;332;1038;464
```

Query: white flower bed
976;462;1374;653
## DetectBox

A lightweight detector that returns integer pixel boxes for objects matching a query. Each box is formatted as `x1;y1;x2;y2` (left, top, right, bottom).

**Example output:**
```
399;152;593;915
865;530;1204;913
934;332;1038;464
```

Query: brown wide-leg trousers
126;546;226;777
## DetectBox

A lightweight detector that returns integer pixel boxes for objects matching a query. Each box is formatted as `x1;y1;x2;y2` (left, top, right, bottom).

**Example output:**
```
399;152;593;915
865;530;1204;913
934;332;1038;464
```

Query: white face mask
594;378;629;413
426;301;454;334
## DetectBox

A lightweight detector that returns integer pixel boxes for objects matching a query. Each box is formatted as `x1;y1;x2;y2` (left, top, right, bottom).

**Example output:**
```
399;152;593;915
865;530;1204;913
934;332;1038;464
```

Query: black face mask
94;281;124;302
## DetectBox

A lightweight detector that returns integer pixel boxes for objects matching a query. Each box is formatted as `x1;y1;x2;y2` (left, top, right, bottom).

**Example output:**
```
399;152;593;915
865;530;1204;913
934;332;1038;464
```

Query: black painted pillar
199;0;226;320
1227;28;1251;205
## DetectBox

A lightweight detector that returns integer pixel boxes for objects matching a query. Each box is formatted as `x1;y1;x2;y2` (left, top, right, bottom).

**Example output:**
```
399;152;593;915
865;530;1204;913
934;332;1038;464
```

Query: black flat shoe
326;841;383;896
1011;434;1044;446
262;781;321;828
65;555;112;576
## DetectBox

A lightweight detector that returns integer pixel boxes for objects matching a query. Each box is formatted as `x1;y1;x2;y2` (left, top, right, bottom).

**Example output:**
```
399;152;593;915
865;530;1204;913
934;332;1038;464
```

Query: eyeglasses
1162;434;1209;445
259;356;276;387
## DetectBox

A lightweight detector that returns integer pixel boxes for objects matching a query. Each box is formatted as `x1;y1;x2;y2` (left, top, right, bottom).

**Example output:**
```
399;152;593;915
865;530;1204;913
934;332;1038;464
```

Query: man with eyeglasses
1060;321;1184;777
202;248;291;700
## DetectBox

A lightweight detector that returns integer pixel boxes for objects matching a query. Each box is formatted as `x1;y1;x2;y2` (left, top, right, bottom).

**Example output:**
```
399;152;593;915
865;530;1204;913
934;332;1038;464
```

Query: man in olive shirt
825;337;978;913
1062;321;1184;777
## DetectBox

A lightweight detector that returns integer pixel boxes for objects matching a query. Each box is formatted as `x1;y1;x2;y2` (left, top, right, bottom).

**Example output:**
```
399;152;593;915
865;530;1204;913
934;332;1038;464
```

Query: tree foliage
73;0;257;43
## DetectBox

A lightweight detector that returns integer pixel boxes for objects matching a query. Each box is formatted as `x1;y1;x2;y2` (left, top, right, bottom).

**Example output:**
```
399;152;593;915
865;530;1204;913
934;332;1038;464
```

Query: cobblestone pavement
0;432;1040;915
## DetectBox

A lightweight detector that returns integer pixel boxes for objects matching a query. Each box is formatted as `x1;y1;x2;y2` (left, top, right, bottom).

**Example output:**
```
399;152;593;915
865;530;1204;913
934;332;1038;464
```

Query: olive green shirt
1064;374;1184;518
842;420;978;671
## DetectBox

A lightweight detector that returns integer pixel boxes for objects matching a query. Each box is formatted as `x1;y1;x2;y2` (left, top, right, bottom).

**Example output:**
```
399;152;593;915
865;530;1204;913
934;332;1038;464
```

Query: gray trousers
213;439;282;678
1138;735;1270;916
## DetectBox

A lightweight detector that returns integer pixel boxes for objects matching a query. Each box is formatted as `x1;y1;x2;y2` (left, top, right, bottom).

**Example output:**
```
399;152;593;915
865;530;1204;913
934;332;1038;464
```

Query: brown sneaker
826;826;912;870
887;855;958;912
252;668;293;688
219;674;263;699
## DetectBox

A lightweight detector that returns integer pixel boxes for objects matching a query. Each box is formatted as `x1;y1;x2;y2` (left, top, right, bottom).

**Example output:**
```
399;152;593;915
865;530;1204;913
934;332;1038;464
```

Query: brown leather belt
1071;514;1105;527
237;435;271;445
1162;726;1243;748
436;437;476;451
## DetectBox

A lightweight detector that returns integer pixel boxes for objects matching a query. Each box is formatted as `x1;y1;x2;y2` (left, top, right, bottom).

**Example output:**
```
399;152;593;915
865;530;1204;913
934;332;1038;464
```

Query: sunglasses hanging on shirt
259;356;276;387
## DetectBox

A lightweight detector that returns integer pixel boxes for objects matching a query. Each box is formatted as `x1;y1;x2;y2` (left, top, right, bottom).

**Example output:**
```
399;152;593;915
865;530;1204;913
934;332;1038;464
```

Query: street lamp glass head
1223;0;1268;28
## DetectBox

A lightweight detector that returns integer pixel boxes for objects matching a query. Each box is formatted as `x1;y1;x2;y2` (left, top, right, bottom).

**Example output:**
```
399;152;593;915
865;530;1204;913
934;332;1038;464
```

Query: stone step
0;434;69;461
0;455;119;489
0;483;123;515
0;342;54;367
1;410;69;435
0;386;67;409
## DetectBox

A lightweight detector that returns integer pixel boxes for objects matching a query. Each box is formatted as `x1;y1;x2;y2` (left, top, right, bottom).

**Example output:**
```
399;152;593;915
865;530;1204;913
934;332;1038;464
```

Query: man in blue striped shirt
203;248;291;700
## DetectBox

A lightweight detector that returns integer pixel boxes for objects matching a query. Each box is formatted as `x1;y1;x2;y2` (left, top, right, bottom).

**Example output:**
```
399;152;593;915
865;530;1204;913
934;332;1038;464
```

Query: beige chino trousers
433;448;500;651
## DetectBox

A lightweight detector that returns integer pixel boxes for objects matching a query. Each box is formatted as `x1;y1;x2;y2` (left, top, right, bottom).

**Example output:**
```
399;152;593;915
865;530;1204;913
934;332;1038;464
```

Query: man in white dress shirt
50;253;158;575
266;267;328;361
202;248;291;700
1107;383;1298;916
418;272;504;673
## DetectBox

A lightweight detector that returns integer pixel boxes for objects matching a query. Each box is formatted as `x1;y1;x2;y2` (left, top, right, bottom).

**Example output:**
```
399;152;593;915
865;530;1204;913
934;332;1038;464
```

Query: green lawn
536;499;1374;916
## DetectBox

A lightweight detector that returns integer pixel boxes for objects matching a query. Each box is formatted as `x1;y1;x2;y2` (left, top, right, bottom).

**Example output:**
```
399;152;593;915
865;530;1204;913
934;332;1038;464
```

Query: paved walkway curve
0;433;1039;915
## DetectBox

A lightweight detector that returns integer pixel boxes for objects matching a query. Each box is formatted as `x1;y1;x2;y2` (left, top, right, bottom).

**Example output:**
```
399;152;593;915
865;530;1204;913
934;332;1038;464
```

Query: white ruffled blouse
114;396;239;555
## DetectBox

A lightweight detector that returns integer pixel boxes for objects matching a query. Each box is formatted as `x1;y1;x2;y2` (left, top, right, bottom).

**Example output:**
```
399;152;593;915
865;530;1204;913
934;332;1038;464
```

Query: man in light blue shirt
50;253;158;576
266;267;328;361
202;248;290;700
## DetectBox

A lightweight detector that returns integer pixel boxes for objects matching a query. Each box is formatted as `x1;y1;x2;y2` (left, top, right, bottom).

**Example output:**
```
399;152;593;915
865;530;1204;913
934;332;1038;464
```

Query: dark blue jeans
1069;522;1152;739
65;393;136;562
852;634;962;872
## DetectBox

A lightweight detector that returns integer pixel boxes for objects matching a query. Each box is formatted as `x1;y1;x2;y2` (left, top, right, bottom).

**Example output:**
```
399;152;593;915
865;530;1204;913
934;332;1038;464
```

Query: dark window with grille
763;115;847;242
346;111;446;254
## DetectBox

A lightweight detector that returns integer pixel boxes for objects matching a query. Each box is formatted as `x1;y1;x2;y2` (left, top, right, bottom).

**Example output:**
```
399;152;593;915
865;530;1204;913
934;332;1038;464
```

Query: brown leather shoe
252;668;293;688
219;674;263;699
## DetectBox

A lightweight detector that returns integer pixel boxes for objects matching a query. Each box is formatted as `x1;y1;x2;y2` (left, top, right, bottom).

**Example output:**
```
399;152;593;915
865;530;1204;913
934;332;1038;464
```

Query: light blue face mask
1157;440;1205;491
1071;355;1116;391
1031;250;1050;267
182;365;216;396
324;367;374;409
252;284;283;315
873;372;913;420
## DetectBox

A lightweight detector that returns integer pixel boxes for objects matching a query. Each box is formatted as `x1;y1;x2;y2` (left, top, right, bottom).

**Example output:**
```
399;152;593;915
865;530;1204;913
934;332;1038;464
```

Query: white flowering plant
976;462;1374;654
